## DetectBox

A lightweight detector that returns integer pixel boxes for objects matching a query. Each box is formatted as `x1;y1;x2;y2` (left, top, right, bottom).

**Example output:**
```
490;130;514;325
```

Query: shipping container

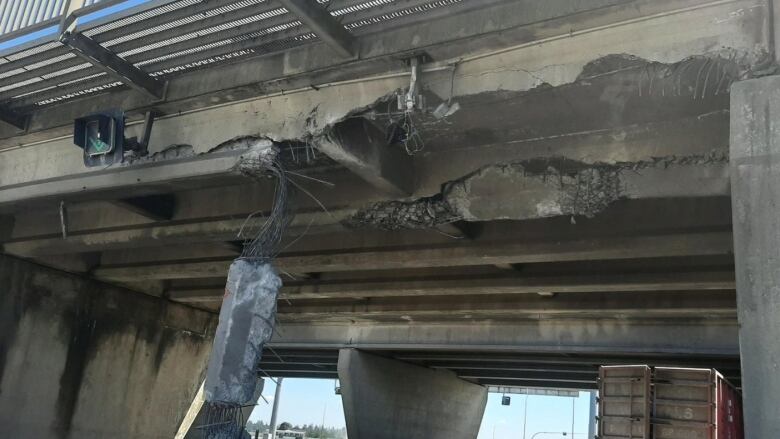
598;366;743;439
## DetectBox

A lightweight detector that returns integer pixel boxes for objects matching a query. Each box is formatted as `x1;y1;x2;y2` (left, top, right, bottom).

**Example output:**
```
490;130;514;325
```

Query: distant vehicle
275;430;306;439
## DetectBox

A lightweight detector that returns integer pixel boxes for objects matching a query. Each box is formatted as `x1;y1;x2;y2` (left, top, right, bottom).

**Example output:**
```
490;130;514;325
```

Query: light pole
266;378;283;439
522;394;529;439
571;397;575;438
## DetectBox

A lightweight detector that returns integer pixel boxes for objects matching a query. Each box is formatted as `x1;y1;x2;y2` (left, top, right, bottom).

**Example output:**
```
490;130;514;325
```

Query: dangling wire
200;402;246;439
400;111;424;155
235;146;293;262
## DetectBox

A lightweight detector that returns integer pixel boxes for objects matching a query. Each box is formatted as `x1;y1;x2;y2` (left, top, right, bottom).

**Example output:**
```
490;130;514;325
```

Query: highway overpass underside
0;0;779;437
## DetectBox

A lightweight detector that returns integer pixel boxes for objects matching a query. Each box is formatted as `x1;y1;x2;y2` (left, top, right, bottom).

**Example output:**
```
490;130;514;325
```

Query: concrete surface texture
0;0;775;435
338;349;487;439
730;75;780;438
0;254;217;439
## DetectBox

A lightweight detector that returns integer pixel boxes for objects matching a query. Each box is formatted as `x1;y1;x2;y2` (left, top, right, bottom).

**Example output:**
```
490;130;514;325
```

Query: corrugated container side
599;365;652;439
598;366;744;439
652;367;715;439
715;373;743;439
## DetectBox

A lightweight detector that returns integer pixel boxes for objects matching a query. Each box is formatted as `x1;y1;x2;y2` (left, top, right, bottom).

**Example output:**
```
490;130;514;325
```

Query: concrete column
730;75;780;438
337;349;487;439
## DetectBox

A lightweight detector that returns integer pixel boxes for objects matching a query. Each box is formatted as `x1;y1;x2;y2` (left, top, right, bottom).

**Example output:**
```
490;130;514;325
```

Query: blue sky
0;0;150;52
249;378;593;439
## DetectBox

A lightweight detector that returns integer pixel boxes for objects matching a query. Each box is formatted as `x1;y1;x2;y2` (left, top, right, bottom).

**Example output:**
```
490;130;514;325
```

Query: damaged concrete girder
0;0;768;145
318;117;414;196
348;155;729;229
447;155;730;221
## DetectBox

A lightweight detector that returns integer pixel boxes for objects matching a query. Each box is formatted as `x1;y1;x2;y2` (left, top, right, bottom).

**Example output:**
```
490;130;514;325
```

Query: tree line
245;420;347;438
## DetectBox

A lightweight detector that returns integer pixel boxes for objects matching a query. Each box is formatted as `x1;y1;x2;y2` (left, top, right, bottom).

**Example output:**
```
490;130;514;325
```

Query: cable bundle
197;140;290;439
236;144;292;261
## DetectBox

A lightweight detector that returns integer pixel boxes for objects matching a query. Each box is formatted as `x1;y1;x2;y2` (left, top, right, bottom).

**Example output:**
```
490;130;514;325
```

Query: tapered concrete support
337;349;487;439
730;76;780;438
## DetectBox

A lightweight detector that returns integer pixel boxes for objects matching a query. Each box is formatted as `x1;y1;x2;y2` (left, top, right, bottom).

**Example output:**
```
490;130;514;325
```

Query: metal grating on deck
0;0;113;41
0;0;469;112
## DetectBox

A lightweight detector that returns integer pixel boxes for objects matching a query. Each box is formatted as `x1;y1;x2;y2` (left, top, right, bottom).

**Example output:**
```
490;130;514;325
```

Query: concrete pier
730;76;780;438
0;254;216;439
337;349;487;439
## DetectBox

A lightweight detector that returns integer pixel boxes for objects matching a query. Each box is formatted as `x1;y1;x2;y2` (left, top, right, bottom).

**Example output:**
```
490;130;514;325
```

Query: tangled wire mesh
201;403;248;439
197;142;292;439
236;144;293;262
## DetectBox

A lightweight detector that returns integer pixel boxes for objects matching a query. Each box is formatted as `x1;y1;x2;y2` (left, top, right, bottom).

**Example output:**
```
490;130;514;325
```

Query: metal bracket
57;1;166;101
278;0;357;58
60;31;166;100
124;110;161;156
397;56;425;113
58;0;89;36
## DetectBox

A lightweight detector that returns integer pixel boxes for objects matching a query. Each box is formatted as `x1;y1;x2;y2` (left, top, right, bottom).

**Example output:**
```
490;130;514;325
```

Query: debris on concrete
344;194;461;231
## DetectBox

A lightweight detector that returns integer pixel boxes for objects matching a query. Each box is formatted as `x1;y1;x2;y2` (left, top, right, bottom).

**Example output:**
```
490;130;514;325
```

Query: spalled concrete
347;153;730;229
338;349;487;439
0;254;216;439
730;75;780;438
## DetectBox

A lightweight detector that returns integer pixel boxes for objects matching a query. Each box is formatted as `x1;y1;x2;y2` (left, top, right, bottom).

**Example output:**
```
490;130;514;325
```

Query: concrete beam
92;231;733;281
0;145;255;211
277;290;736;323
338;349;487;439
278;0;357;58
168;270;734;302
4;208;353;257
112;194;176;221
318;117;414;195
268;320;739;357
349;159;730;229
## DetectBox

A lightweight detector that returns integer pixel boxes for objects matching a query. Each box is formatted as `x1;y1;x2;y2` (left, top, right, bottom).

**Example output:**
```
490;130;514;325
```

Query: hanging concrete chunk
204;259;281;405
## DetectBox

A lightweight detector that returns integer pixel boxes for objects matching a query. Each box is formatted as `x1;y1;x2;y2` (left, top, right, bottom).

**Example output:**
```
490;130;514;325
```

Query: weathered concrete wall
0;254;216;439
338;349;487;439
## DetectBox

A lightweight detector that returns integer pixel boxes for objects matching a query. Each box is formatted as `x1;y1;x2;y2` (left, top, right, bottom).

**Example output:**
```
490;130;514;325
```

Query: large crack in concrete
108;52;746;233
346;151;729;230
120;51;757;176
